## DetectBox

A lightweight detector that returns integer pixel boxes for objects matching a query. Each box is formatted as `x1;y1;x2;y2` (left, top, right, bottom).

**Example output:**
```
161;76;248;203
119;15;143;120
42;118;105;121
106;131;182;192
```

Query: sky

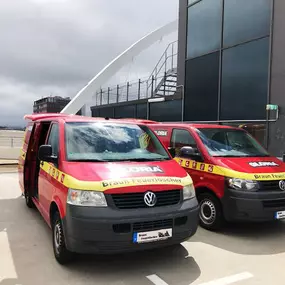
0;0;178;127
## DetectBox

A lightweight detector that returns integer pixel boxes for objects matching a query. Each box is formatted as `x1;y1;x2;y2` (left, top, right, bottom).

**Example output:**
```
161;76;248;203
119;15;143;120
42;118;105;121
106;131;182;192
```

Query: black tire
198;193;224;231
24;191;34;208
52;211;73;265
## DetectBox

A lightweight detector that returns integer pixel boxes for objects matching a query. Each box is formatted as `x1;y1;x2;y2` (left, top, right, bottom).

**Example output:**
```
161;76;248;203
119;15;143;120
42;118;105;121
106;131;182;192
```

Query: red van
148;123;285;230
18;114;199;264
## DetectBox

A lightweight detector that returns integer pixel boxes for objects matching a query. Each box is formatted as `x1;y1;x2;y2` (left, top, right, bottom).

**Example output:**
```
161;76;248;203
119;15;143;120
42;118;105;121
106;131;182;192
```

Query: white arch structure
61;19;178;115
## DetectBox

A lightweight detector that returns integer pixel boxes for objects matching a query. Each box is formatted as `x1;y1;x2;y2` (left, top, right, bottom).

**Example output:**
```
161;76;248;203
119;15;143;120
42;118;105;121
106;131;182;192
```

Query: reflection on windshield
65;122;170;162
196;128;269;157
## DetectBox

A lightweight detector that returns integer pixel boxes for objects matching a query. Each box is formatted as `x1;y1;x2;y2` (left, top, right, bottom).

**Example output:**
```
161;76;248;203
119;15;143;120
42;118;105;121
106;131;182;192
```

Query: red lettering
192;161;197;169
185;160;190;168
200;164;205;171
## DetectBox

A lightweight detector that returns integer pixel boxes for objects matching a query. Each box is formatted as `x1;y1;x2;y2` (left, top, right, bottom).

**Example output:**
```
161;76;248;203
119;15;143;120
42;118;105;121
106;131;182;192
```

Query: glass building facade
184;0;272;122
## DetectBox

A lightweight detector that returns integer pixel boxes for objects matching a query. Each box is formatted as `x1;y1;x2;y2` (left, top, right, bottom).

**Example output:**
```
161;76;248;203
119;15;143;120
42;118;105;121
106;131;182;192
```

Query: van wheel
198;193;224;231
52;212;73;265
24;192;34;208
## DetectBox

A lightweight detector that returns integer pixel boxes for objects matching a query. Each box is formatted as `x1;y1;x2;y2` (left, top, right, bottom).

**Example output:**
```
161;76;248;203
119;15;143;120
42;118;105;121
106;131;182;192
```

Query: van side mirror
38;145;57;164
180;146;203;162
168;147;176;158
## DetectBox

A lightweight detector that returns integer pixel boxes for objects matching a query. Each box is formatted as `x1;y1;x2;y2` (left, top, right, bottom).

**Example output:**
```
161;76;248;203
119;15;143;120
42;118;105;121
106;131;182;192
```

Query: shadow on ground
189;220;285;255
0;197;200;285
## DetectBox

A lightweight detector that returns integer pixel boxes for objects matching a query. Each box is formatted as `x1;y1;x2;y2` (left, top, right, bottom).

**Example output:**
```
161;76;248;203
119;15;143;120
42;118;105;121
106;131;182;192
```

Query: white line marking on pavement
147;272;253;285
147;274;169;285
198;272;253;285
0;231;18;282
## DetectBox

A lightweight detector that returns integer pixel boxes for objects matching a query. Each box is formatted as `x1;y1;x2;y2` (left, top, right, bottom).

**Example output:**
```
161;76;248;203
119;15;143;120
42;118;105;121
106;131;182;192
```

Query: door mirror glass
38;145;57;164
179;146;203;161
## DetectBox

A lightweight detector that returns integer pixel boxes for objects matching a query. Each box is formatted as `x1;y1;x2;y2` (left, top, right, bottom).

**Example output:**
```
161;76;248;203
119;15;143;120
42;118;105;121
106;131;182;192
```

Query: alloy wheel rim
200;199;216;225
54;223;62;253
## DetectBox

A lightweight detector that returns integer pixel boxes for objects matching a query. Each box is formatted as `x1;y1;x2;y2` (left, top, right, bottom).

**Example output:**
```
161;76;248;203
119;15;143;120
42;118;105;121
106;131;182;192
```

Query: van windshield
65;122;170;162
196;128;269;157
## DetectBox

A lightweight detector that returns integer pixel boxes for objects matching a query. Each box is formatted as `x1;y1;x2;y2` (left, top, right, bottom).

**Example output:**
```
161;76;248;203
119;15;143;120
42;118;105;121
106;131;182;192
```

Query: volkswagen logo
279;180;285;191
144;191;157;207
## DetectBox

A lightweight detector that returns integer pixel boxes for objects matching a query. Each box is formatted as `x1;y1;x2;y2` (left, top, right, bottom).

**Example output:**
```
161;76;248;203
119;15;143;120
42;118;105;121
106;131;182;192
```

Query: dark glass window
47;124;59;156
185;52;220;121
136;104;147;119
99;107;114;118
115;105;135;119
149;100;182;122
220;37;269;120
223;0;271;47
188;0;200;5
187;0;222;59
91;108;100;117
171;129;196;148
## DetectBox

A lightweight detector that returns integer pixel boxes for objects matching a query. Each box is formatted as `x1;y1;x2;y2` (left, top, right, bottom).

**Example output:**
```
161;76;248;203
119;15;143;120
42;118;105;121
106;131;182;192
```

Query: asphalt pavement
1;171;285;285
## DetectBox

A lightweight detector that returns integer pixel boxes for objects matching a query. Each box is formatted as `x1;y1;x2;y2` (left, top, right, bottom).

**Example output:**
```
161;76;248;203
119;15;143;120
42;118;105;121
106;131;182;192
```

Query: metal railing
0;137;23;148
93;73;177;106
146;40;178;95
93;40;178;107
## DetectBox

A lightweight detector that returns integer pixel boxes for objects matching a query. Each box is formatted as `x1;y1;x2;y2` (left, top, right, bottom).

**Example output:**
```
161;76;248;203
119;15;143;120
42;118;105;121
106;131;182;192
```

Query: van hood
63;159;187;182
214;156;285;174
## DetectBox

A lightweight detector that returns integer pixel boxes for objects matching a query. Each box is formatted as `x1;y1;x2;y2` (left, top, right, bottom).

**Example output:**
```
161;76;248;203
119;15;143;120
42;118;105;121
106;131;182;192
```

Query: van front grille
259;180;282;191
111;190;181;209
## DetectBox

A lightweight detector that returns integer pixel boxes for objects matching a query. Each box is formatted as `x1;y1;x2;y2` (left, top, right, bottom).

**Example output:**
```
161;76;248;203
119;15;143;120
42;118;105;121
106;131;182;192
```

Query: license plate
275;211;285;219
133;228;172;243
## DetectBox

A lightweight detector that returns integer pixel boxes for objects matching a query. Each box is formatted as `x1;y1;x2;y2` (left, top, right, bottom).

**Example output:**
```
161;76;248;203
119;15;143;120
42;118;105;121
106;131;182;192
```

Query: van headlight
67;189;107;207
227;178;259;191
183;184;196;200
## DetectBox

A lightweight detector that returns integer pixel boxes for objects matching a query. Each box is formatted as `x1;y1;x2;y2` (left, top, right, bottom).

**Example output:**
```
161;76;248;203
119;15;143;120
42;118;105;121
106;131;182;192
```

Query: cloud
0;0;178;126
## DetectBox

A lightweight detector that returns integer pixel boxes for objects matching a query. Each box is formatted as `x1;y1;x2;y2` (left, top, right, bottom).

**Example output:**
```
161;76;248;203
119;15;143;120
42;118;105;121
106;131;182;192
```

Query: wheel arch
49;197;64;227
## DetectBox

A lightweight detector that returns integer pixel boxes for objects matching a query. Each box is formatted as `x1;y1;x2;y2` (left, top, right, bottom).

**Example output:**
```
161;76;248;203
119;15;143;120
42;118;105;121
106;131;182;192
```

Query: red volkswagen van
149;123;285;231
18;114;199;264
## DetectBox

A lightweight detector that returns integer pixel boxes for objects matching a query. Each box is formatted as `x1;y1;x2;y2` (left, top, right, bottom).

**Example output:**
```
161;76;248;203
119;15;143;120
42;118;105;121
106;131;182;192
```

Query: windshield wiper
243;154;270;157
69;159;107;162
114;158;170;162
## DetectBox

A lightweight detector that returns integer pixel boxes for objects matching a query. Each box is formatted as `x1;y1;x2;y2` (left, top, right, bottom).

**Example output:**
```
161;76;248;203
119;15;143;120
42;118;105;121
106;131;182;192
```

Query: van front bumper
63;199;199;254
222;188;285;222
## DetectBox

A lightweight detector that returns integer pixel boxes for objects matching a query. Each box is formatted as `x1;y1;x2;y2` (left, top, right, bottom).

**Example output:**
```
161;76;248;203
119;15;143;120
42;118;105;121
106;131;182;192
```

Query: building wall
177;0;188;87
91;98;182;122
268;0;285;156
178;0;273;148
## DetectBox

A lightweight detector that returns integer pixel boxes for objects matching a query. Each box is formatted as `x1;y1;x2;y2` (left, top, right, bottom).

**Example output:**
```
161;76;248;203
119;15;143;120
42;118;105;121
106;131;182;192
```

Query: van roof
117;119;240;130
155;123;238;129
24;113;146;125
25;115;241;130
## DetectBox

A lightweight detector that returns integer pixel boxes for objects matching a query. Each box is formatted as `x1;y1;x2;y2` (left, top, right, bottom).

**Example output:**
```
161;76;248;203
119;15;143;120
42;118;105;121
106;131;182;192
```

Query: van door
170;128;204;185
38;123;60;221
18;122;34;193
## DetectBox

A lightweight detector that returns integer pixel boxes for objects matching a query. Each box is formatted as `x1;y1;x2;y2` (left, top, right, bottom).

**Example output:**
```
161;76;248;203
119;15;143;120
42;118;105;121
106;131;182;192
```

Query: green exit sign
266;104;278;111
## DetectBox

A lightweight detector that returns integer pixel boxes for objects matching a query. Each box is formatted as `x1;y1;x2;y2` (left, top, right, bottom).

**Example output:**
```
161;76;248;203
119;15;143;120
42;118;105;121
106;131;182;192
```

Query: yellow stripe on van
40;162;193;191
174;157;285;181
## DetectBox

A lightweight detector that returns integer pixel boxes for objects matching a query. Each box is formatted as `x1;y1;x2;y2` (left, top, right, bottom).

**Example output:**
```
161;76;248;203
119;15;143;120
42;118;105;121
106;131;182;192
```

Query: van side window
171;129;196;149
47;124;59;156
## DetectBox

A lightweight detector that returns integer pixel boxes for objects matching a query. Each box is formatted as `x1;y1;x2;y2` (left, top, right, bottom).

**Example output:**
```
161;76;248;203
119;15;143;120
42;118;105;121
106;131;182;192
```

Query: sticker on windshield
139;133;150;149
249;162;279;167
